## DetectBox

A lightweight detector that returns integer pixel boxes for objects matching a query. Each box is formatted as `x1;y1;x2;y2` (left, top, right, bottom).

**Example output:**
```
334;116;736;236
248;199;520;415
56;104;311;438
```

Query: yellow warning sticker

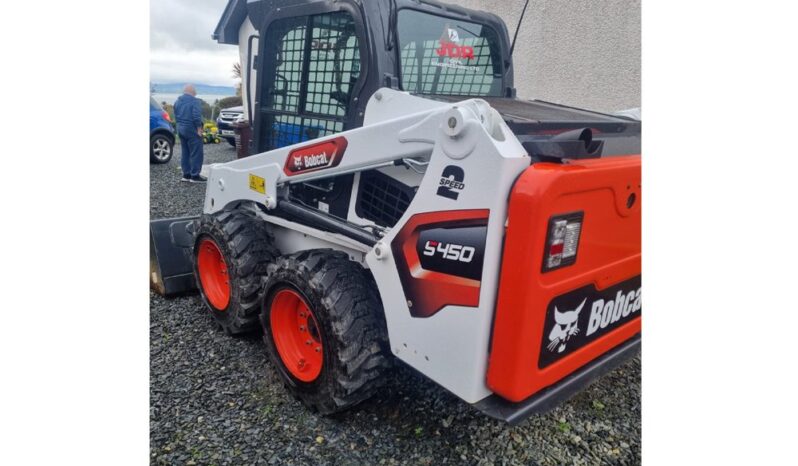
249;173;266;194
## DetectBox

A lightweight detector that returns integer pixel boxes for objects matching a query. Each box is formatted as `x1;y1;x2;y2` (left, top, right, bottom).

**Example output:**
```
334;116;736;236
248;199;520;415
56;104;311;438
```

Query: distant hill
152;83;236;95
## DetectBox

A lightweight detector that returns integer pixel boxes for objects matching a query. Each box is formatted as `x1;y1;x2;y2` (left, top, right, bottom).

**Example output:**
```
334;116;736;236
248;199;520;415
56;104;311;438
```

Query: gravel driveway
150;141;641;465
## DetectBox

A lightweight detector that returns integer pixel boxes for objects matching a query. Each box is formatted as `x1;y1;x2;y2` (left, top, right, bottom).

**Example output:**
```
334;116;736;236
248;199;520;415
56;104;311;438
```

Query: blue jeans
179;131;203;177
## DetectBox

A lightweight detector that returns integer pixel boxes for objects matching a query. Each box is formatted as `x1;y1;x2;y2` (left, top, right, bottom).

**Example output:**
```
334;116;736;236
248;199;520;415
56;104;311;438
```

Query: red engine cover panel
486;156;641;402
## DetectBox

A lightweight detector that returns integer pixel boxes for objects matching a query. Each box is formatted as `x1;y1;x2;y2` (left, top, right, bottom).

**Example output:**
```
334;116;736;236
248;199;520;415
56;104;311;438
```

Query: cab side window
258;12;361;151
397;9;503;96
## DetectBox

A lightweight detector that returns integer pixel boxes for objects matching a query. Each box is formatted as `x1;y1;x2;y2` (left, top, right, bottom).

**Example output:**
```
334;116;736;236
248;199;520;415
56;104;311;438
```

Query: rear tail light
543;212;583;272
162;111;171;123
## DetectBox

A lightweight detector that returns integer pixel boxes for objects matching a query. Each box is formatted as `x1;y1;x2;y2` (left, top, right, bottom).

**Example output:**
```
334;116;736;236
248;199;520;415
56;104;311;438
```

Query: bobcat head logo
292;155;302;168
547;299;586;353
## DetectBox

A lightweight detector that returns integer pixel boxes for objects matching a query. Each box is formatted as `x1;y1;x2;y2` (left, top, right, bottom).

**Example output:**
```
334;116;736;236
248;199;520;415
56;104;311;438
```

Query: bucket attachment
150;217;199;296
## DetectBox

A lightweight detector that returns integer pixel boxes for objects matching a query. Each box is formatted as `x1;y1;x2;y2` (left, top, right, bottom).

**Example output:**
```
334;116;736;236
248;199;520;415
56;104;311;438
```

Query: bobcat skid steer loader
149;0;641;425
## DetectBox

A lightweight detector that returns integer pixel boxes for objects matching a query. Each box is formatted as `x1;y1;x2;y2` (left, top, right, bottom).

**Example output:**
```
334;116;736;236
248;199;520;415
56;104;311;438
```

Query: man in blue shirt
173;84;206;182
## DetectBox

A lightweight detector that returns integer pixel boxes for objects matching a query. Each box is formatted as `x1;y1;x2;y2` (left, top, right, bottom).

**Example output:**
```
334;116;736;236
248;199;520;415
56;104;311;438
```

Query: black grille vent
356;170;416;227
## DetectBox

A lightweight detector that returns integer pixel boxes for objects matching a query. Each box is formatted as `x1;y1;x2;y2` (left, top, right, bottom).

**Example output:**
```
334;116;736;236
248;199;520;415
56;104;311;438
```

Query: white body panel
202;89;530;403
262;214;369;263
237;17;257;121
363;96;528;403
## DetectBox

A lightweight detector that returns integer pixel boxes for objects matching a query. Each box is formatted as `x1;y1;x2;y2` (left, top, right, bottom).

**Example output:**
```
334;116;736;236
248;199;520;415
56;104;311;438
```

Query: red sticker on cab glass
436;26;474;60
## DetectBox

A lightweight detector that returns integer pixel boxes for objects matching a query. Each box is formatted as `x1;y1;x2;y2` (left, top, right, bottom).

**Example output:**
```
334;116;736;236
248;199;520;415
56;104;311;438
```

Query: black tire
261;250;391;414
193;208;279;334
225;137;236;147
150;133;173;164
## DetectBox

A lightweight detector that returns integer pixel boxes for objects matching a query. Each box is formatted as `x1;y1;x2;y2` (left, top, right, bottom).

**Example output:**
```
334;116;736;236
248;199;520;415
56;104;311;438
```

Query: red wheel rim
270;289;323;382
197;238;231;310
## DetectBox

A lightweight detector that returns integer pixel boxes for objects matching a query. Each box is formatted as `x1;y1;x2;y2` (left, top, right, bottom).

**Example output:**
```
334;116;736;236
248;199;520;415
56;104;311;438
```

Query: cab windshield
396;9;504;96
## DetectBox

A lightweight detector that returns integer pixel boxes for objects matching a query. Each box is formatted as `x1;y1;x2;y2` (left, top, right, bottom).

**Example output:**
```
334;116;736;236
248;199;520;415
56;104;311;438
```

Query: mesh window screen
397;9;503;96
356;170;416;227
306;13;360;117
274;27;305;112
259;12;360;152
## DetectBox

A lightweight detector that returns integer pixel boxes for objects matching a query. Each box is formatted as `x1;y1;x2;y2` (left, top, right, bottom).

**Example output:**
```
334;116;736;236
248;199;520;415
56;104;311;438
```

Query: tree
232;62;242;97
198;99;212;121
211;99;221;120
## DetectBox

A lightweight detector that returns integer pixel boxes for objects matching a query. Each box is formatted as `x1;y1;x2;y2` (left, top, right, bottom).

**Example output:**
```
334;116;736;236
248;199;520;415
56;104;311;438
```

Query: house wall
455;0;641;113
238;17;258;120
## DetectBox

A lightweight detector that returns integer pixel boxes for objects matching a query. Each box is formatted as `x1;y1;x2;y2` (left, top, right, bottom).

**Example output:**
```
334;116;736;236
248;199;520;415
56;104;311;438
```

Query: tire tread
261;249;391;414
194;207;279;334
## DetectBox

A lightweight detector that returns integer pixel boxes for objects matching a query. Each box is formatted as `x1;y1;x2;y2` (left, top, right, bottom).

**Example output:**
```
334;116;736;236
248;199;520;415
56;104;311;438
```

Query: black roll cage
246;0;515;153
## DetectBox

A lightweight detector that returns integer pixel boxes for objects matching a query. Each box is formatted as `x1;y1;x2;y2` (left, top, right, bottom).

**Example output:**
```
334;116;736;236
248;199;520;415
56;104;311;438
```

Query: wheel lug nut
306;339;312;345
299;326;305;331
315;347;320;353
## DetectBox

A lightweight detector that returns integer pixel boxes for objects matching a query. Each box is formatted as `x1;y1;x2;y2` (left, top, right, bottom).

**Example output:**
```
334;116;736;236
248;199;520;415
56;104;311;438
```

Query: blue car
150;97;175;164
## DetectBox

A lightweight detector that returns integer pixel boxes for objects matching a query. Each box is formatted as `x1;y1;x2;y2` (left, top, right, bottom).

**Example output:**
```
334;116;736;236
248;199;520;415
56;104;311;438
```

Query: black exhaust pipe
550;128;593;150
520;127;603;162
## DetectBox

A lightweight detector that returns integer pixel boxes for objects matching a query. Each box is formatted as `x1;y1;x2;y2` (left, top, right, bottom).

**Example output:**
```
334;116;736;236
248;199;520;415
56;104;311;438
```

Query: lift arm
201;89;510;216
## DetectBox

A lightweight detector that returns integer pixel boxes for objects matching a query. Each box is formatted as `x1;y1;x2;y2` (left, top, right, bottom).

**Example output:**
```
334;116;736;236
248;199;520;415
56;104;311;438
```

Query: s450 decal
417;225;485;281
422;241;476;263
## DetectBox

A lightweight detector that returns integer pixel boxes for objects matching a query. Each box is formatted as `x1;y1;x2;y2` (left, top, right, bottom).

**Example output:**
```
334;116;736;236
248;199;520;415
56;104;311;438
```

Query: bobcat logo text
284;138;346;176
299;152;329;169
586;288;641;336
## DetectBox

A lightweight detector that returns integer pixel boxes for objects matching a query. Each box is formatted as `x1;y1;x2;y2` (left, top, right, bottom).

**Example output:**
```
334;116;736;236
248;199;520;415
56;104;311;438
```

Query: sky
150;0;239;86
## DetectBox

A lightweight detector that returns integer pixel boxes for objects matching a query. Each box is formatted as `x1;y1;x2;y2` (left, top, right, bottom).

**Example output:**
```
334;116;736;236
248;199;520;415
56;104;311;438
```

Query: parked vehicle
216;105;243;146
150;97;175;164
151;0;642;425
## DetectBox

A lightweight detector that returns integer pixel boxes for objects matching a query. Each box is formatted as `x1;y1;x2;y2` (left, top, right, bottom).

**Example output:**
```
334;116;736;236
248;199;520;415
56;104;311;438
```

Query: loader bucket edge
150;216;199;296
